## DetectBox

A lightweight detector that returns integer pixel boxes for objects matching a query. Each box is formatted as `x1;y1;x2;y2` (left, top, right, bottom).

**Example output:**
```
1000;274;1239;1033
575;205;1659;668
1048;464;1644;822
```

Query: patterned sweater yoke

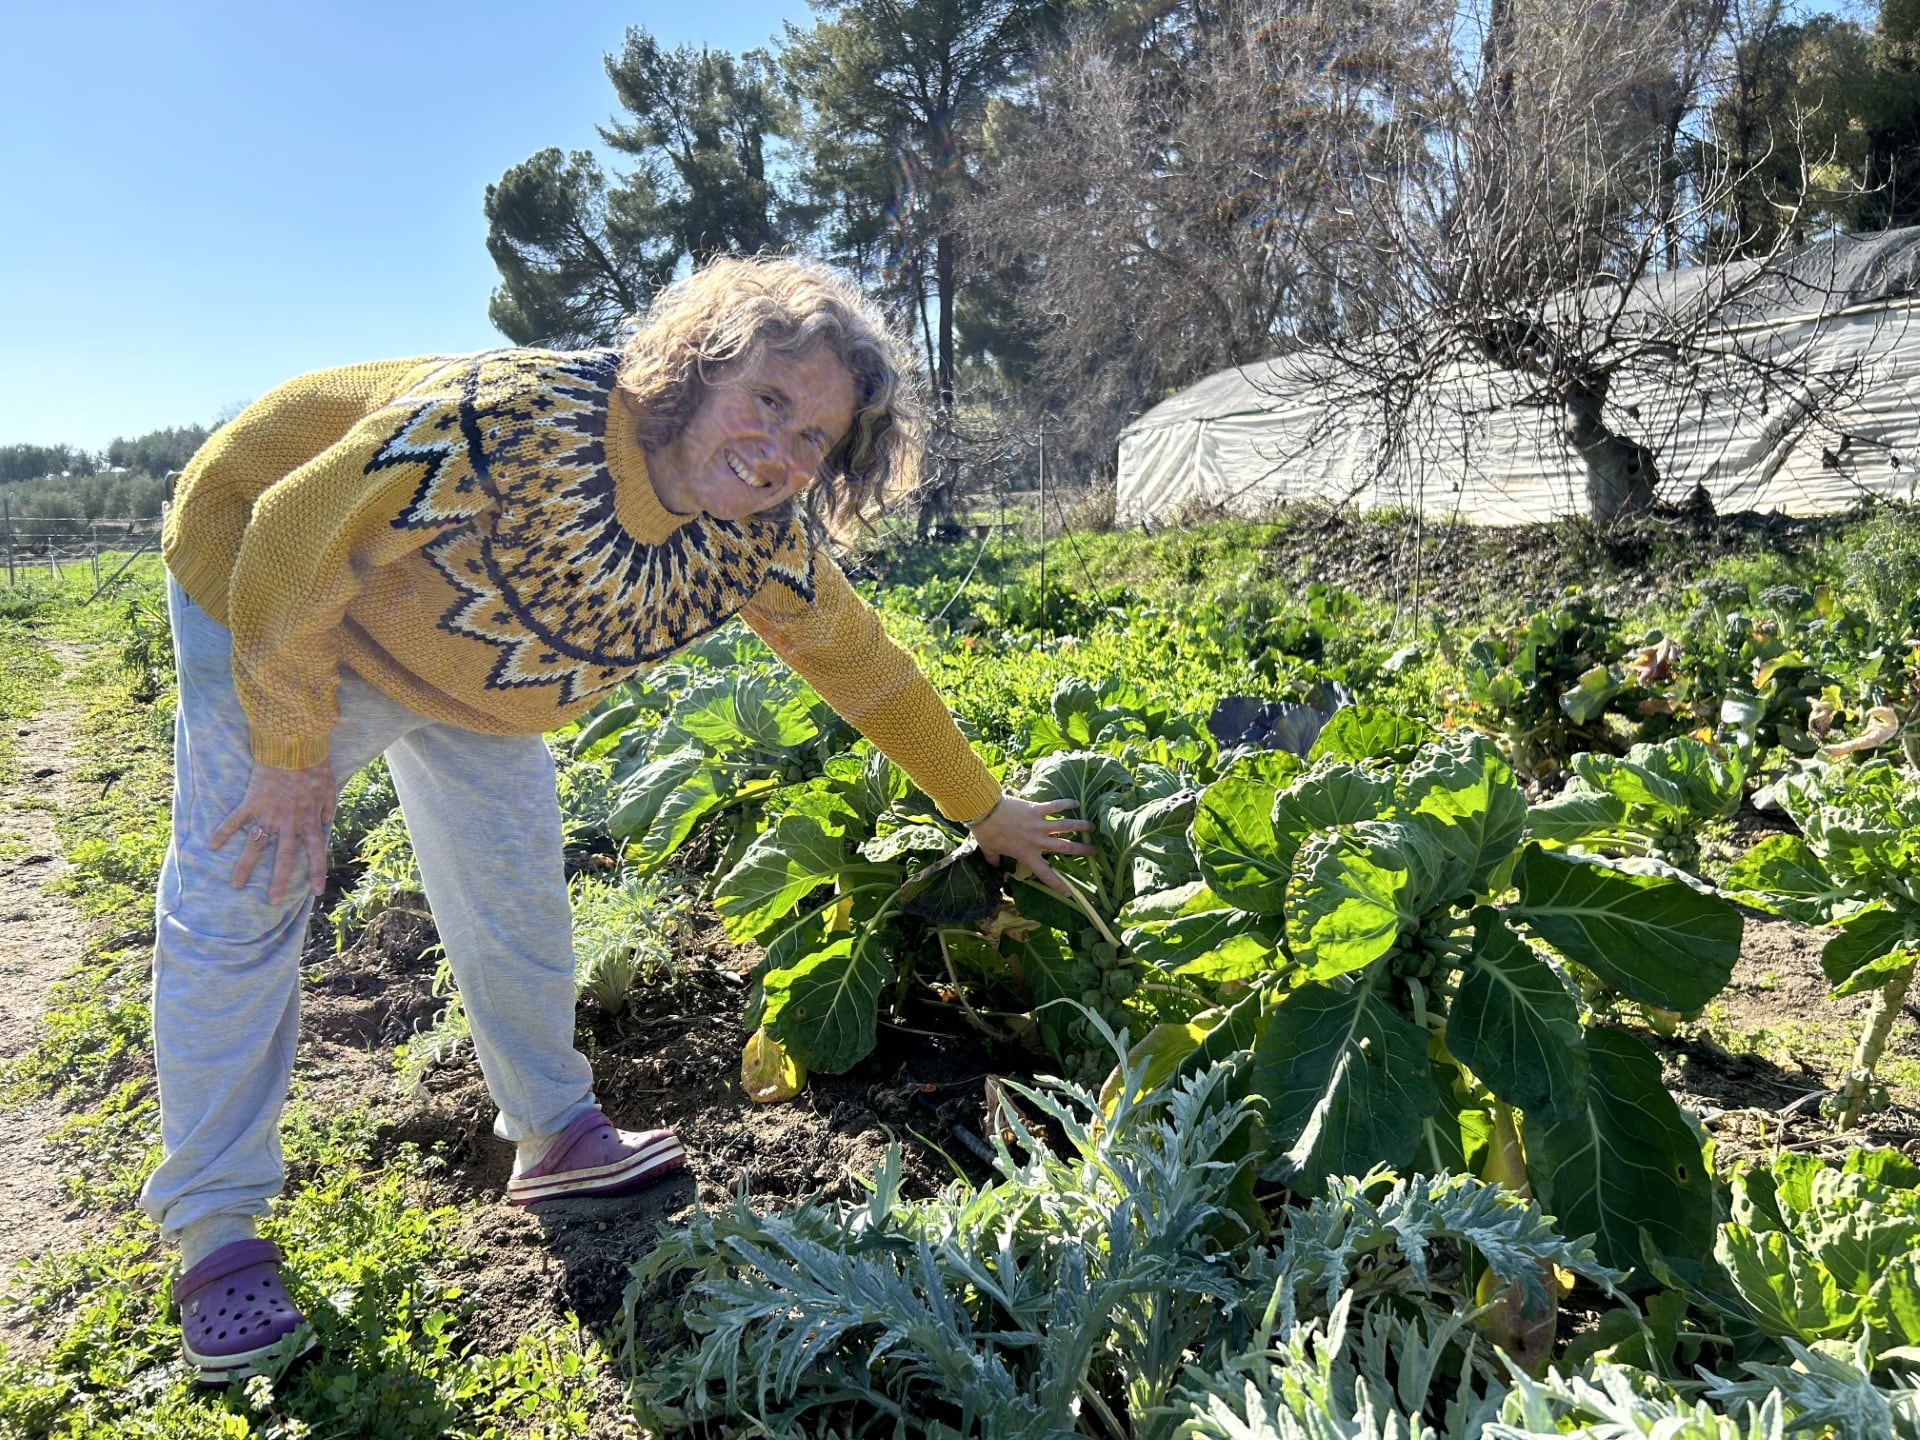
162;349;1000;822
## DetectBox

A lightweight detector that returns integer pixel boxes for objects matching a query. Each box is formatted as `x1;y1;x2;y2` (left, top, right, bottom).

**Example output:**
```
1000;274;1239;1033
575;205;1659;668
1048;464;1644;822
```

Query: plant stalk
936;930;1012;1042
1052;871;1123;952
1076;1378;1128;1440
1839;955;1918;1130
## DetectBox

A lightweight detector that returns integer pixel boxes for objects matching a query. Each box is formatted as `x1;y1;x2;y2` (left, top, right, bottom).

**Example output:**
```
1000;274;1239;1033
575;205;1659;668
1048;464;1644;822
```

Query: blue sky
0;1;1865;455
0;2;804;452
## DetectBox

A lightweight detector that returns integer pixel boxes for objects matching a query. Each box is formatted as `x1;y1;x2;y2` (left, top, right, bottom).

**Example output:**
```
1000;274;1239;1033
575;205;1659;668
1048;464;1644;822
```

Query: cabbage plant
1127;716;1744;1276
1726;758;1920;1128
1526;736;1745;871
1716;1147;1920;1371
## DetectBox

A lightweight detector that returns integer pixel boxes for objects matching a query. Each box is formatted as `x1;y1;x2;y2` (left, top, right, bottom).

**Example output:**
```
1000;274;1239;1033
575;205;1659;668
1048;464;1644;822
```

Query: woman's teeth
727;452;774;489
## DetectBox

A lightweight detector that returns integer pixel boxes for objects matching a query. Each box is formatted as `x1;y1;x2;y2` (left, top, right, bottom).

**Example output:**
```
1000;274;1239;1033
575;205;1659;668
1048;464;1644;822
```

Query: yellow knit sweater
162;348;1001;822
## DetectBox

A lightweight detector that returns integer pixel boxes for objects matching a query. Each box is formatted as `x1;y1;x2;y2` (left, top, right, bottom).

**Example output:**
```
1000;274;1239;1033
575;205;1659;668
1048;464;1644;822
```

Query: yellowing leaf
827;890;856;934
742;1025;806;1104
1821;705;1901;758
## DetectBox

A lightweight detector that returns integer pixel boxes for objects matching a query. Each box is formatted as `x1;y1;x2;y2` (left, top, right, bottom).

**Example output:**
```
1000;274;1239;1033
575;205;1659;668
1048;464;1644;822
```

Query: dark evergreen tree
784;0;1065;536
484;29;795;348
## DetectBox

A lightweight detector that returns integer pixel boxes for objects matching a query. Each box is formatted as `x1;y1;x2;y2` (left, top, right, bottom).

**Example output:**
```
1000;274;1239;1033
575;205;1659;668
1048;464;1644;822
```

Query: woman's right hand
210;758;337;904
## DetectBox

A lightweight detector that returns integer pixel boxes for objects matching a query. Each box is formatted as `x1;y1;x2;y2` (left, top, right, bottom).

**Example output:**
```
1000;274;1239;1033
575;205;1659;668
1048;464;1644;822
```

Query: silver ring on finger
246;823;277;846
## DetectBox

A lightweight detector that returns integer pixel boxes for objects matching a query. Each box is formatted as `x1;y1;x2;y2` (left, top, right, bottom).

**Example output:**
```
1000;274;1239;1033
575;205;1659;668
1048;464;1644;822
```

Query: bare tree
972;0;1878;527
1289;0;1876;525
969;0;1453;485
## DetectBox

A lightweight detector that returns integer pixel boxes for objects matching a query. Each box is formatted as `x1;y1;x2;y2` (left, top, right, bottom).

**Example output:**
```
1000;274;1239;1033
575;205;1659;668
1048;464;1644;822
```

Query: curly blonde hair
618;255;923;535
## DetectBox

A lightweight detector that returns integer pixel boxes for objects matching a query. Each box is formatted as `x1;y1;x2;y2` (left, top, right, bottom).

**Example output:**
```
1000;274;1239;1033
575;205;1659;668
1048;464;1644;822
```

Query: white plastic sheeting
1117;230;1920;524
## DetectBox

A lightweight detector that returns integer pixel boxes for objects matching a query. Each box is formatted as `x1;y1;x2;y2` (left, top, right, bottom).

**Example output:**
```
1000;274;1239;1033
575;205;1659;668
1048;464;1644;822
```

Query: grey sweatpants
139;576;595;1238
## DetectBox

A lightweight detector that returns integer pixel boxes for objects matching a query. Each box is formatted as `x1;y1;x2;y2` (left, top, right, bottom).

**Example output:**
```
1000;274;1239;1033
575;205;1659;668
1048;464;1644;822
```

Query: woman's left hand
967;795;1097;898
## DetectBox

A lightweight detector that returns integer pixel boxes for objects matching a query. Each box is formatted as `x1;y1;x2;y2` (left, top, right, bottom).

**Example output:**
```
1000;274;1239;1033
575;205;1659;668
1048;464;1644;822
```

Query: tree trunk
1562;374;1657;527
916;229;963;542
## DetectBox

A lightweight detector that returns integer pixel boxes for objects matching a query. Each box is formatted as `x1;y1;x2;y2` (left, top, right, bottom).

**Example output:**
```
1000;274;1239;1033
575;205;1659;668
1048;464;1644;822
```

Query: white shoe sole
505;1132;686;1205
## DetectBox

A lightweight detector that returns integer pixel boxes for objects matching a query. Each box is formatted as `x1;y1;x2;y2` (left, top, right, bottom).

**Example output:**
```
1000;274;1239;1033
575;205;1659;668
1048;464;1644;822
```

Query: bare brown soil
1656;910;1920;1171
1260;505;1856;622
0;643;111;1361
295;906;993;1346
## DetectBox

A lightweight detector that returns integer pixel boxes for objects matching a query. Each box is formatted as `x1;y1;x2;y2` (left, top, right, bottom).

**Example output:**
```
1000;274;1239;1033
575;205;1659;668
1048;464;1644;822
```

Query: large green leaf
1106;987;1268;1108
1308;707;1431;763
1724;835;1852;925
1882;1252;1920;1349
1286;820;1449;981
829;747;909;829
715;813;852;939
1222;750;1308;790
632;763;732;871
1523;1027;1715;1273
762;936;891;1073
1123;905;1282;978
608;745;704;839
1821;904;1920;989
1627;738;1742;816
1417;1055;1477;1178
1512;845;1741;1011
1118;879;1222;922
858;823;951;863
669;670;820;752
1714;1225;1860;1341
1448;908;1587;1121
1831;948;1918;1001
1271;764;1396;863
897;844;1002;925
570;698;640;759
1104;788;1200;897
1003;925;1084;1057
1526;788;1631;849
1798;1167;1920;1294
1559;663;1624;725
1252;978;1440;1192
1023;750;1133;818
1820;816;1912;892
1005;923;1077;1009
1193;774;1292;915
1572;750;1688;812
1399;736;1526;896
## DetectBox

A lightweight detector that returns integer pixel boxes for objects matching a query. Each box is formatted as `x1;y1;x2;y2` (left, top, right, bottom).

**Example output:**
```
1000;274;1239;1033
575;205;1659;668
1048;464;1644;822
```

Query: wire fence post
46;540;59;582
90;522;101;588
2;496;12;588
85;520;167;603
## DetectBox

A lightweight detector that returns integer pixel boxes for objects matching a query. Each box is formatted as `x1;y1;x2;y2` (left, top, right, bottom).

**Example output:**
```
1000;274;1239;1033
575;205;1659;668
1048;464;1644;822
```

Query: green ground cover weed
0;620;60;792
0;571;612;1440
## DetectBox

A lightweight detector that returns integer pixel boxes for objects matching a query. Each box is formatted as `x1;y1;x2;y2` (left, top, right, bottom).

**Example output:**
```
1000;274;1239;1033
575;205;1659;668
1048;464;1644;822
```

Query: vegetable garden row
4;509;1920;1437
550;514;1920;1437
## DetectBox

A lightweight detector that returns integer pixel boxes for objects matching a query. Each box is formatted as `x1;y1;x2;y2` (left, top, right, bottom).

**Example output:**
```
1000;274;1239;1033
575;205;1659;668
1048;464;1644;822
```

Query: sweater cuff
932;763;1003;826
249;731;331;770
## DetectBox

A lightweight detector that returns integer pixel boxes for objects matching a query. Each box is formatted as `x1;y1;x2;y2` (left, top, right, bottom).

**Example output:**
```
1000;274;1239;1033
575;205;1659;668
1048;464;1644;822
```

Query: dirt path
0;641;108;1358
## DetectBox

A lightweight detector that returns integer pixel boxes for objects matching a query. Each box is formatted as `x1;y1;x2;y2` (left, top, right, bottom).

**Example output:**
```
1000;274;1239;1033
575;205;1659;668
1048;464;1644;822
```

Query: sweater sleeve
739;553;1002;823
211;365;487;768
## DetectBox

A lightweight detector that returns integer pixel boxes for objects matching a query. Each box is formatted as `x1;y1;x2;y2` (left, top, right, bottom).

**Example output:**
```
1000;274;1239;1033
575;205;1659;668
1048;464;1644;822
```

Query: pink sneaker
174;1239;313;1383
505;1107;686;1206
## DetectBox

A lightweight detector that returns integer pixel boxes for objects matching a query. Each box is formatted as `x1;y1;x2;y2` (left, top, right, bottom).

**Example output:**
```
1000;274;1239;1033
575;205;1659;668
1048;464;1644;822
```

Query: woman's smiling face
645;346;858;522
